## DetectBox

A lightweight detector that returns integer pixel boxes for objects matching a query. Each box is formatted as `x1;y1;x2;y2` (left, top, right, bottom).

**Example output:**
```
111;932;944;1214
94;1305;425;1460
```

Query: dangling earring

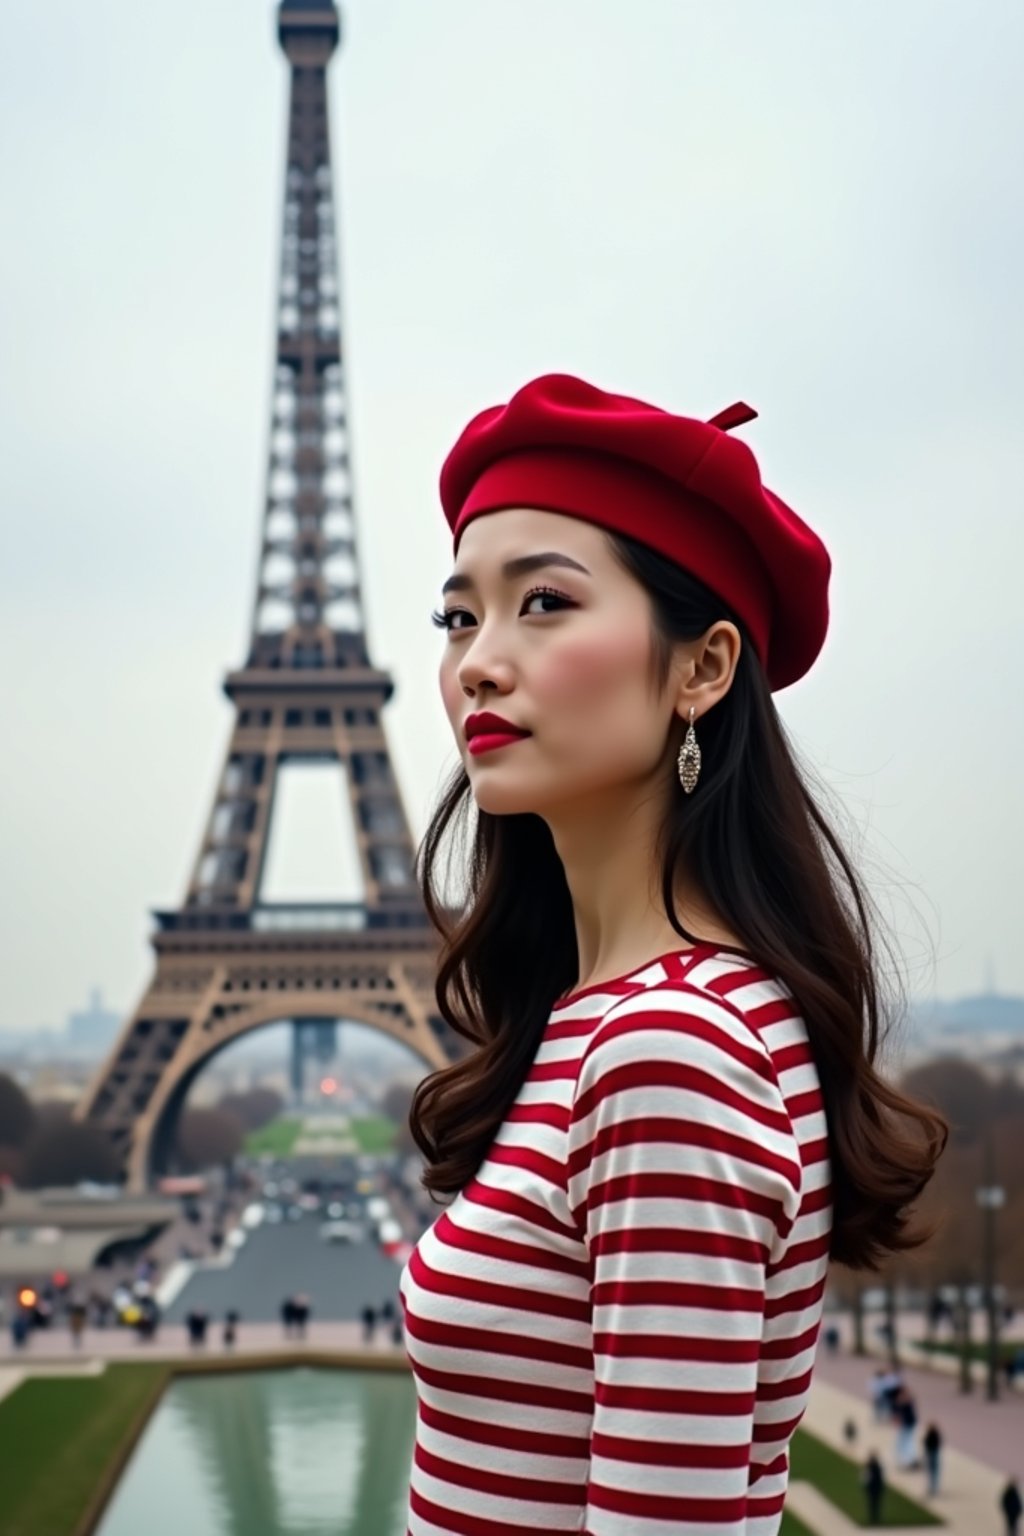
677;706;701;794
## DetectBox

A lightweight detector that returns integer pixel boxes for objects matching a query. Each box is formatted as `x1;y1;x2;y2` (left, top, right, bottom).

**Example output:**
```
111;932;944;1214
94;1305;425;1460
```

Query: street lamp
976;1131;1004;1404
956;1282;973;1395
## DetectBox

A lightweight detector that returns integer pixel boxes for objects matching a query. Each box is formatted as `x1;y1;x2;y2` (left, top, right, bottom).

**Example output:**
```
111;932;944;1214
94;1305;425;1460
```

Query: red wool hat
439;372;831;691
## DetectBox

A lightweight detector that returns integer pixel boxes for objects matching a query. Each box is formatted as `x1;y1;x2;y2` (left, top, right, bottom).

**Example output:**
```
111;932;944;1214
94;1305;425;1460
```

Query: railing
154;904;429;934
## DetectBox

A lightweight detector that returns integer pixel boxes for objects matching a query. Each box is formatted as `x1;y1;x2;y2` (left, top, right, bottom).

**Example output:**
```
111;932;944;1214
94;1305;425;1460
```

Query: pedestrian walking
292;1293;310;1339
281;1296;296;1338
879;1367;903;1419
137;1296;159;1341
922;1423;942;1497
869;1368;890;1423
68;1297;87;1348
893;1388;919;1469
223;1308;240;1348
1001;1477;1023;1536
862;1453;885;1525
927;1292;950;1340
361;1304;376;1343
185;1308;209;1346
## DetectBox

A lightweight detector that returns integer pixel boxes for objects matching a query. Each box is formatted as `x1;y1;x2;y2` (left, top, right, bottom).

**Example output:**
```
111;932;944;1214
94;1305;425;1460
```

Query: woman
398;373;947;1535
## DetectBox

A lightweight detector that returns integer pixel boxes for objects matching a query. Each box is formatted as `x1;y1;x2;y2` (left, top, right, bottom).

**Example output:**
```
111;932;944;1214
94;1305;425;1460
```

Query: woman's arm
566;982;806;1536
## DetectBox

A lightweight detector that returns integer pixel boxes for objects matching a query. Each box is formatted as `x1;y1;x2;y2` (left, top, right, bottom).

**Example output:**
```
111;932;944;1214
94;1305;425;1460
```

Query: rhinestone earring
677;706;701;794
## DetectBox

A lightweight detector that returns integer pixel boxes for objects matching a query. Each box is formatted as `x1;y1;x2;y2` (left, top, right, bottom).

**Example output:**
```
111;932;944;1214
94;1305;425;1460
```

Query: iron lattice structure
77;1;454;1190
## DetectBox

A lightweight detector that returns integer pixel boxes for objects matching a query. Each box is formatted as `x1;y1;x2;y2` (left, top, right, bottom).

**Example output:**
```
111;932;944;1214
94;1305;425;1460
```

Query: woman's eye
521;586;573;615
429;586;574;632
429;607;471;631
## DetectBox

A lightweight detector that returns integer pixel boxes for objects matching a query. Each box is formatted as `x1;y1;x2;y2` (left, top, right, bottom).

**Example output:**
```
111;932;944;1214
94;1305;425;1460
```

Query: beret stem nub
706;401;758;433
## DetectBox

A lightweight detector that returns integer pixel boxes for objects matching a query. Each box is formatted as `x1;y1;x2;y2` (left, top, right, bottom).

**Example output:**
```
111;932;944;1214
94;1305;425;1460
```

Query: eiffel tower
77;0;451;1191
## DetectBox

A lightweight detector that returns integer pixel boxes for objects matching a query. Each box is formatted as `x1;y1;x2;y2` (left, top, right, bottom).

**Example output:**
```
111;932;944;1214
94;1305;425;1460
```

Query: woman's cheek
540;630;646;705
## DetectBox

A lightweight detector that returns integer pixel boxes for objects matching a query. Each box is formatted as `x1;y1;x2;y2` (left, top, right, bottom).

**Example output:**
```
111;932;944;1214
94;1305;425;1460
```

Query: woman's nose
456;635;514;698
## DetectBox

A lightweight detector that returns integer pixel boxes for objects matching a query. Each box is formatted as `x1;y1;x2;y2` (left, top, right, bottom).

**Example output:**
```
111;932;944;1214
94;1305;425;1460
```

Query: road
162;1208;407;1326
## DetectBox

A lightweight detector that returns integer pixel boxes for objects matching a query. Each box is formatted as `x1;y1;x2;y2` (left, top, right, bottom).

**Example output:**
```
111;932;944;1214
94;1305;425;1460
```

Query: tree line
827;1053;1024;1306
4;1050;1016;1293
0;1074;284;1188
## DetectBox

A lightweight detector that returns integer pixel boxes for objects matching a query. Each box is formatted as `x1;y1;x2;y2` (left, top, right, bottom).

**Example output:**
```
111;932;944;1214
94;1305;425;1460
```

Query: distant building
902;987;1024;1079
913;993;1024;1038
66;988;120;1055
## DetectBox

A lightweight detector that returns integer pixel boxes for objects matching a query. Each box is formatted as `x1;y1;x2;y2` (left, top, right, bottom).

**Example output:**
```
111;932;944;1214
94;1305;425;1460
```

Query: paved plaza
5;1310;1023;1535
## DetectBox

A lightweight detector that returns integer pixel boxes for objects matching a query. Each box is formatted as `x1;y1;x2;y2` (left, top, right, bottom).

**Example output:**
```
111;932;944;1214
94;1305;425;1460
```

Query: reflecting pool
96;1367;416;1536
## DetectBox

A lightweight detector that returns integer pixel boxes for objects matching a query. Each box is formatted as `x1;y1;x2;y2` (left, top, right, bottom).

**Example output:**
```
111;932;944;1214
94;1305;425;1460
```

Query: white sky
2;0;1022;1032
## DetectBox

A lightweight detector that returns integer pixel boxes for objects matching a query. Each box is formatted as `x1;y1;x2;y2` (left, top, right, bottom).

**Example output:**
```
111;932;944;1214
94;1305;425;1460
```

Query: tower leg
290;1023;305;1107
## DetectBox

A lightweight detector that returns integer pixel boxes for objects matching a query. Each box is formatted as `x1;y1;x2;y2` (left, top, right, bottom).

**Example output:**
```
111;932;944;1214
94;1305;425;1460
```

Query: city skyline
3;0;1023;1032
5;952;1021;1044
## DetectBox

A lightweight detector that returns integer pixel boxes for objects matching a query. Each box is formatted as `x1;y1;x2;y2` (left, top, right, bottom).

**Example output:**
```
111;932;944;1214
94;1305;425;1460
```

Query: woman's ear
675;620;741;719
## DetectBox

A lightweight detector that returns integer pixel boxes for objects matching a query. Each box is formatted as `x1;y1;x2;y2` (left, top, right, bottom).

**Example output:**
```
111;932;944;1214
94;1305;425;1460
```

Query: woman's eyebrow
442;551;591;596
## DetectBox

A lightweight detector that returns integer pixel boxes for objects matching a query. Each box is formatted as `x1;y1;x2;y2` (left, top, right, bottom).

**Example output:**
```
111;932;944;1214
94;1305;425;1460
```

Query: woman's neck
544;790;743;992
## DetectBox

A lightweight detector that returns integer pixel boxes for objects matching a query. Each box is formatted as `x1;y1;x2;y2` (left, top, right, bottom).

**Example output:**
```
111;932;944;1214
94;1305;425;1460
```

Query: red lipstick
464;711;532;757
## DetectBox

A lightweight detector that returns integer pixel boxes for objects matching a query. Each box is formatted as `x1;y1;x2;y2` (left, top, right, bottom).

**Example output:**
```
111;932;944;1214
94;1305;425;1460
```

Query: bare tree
20;1121;121;1189
381;1080;416;1128
217;1088;284;1133
897;1062;1024;1291
0;1073;36;1149
901;1057;999;1147
175;1107;245;1173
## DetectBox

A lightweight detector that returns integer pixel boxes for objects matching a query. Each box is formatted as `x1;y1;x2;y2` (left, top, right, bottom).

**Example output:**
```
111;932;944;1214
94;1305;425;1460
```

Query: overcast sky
2;0;1022;1034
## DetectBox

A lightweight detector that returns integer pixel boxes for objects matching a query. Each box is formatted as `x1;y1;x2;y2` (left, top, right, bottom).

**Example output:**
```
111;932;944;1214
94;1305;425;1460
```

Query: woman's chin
469;778;543;817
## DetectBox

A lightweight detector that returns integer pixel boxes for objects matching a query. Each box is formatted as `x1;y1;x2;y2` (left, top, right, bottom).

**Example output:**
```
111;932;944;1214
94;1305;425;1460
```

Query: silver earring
677;706;701;794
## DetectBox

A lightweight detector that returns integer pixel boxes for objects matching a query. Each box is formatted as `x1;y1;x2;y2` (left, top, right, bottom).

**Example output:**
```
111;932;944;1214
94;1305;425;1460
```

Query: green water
95;1367;416;1536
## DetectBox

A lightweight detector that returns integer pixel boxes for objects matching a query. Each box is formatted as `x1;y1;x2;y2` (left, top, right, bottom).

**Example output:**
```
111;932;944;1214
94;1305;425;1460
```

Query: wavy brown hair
410;530;948;1270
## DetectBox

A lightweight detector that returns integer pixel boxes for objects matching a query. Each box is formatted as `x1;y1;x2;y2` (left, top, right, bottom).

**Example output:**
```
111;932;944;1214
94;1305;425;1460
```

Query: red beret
439;372;831;691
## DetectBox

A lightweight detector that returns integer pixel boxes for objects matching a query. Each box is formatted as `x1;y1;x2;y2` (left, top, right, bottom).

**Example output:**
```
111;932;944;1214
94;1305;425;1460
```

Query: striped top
398;944;833;1535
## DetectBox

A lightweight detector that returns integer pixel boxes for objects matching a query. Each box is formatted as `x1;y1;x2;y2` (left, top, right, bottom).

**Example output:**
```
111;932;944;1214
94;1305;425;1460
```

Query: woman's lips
466;732;531;757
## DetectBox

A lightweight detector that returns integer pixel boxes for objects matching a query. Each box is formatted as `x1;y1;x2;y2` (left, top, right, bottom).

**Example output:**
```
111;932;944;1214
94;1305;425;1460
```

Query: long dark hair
411;530;948;1270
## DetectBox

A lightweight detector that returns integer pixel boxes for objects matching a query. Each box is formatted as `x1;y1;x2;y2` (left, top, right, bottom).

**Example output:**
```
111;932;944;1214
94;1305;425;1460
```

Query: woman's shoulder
571;945;809;1096
566;954;808;1208
578;954;781;1065
610;943;798;1025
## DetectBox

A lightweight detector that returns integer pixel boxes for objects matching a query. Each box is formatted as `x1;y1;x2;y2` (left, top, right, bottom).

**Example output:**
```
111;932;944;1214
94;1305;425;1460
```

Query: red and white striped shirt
399;944;832;1535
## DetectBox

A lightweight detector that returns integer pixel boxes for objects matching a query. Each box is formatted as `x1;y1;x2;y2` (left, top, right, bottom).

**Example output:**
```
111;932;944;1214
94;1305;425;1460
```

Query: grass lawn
790;1426;943;1526
916;1337;1021;1365
244;1114;397;1158
244;1117;303;1156
780;1508;818;1536
349;1114;397;1153
0;1363;170;1536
